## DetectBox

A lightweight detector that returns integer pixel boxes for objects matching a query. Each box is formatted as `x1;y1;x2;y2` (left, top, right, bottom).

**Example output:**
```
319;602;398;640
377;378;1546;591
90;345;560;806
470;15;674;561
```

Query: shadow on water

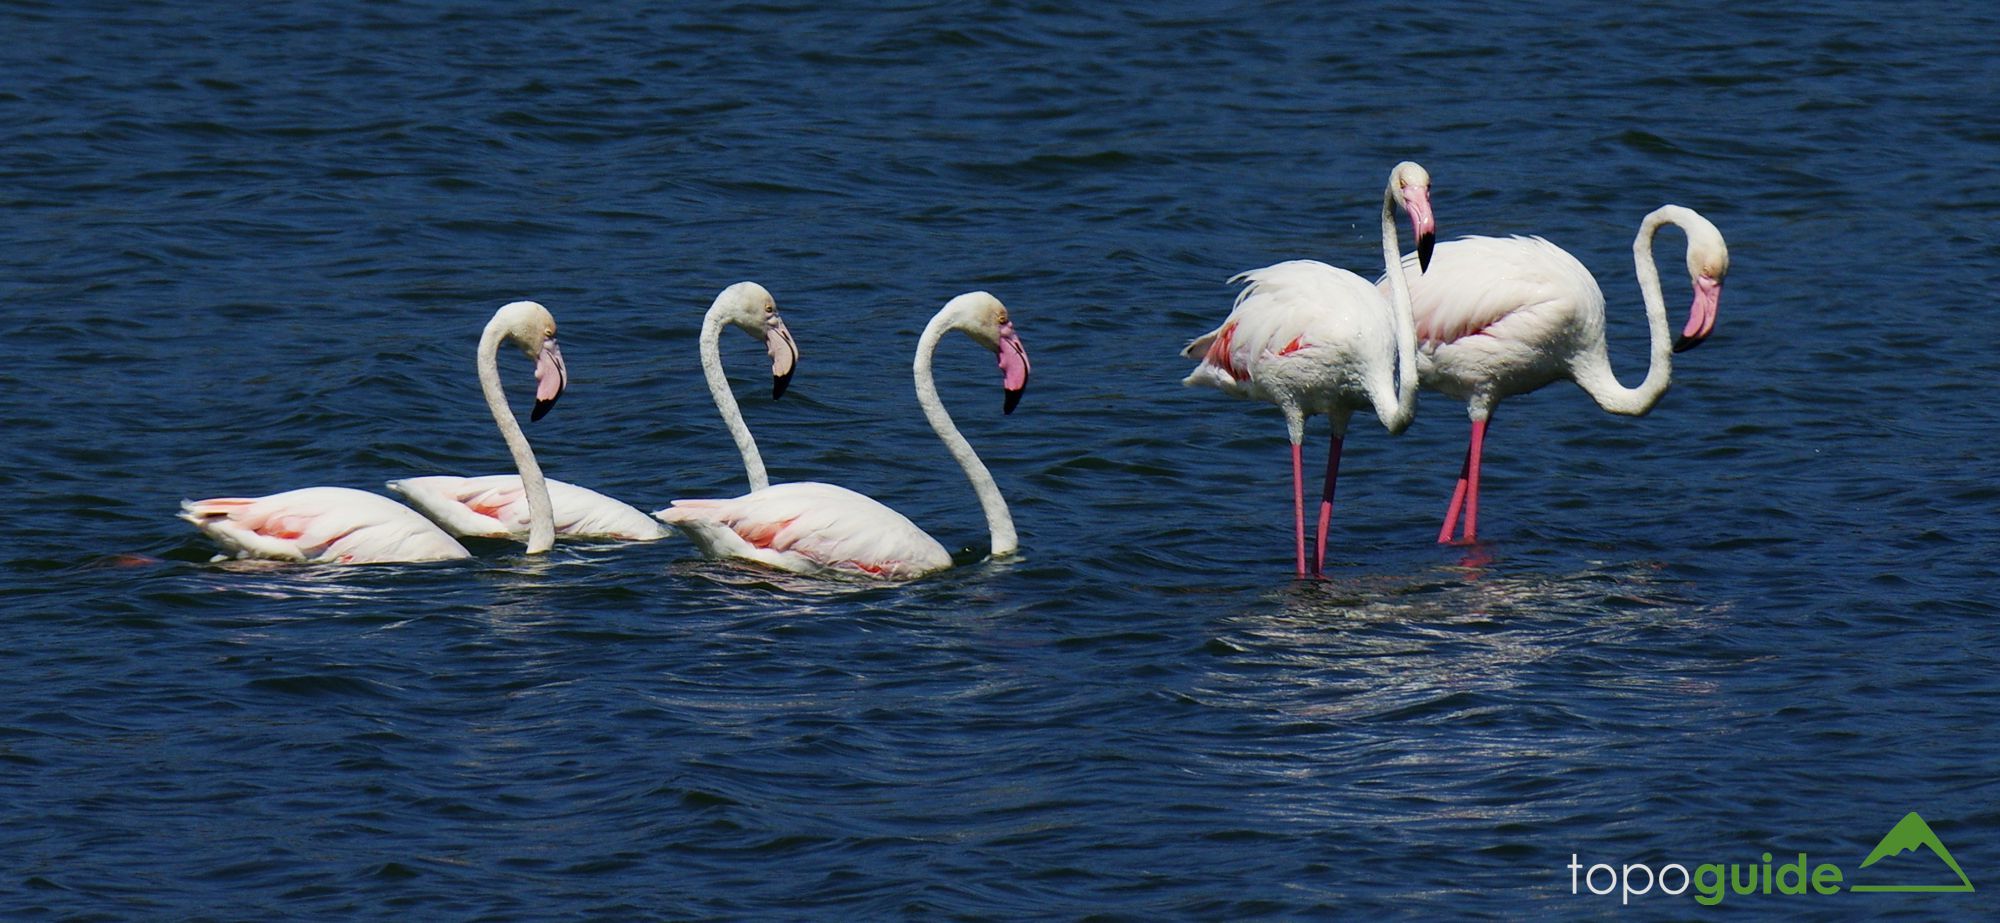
1199;554;1728;725
1171;556;1738;853
663;550;1028;599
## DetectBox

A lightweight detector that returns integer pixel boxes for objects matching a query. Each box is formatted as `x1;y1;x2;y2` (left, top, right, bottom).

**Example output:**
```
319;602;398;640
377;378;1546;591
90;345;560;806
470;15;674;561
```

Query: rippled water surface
5;1;1999;917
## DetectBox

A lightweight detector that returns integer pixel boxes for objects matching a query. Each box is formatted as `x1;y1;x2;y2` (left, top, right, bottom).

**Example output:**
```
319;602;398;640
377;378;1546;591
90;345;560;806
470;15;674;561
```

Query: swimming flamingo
654;291;1029;580
389;282;798;541
1384;205;1728;543
1181;161;1434;578
180;300;568;564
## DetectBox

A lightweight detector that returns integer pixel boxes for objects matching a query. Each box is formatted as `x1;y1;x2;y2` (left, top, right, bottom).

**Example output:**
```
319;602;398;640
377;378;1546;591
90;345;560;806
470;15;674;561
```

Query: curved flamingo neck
914;312;1017;557
700;307;769;492
1376;181;1419;434
478;321;554;553
1572;208;1679;415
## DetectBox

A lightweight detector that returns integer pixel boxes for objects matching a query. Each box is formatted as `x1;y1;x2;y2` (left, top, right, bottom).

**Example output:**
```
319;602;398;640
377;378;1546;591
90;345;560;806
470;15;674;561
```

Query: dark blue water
5;1;1999;916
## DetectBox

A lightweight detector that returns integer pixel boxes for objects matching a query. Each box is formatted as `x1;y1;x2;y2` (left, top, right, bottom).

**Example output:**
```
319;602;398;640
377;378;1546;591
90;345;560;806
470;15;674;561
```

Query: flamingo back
1386;236;1604;347
388;475;667;541
180;487;470;564
1183;260;1398;407
655;481;953;580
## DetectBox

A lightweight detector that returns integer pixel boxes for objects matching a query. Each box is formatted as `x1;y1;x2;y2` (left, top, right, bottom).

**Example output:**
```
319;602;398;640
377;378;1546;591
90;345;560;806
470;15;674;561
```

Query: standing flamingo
1181;161;1435;577
389;282;798;542
180;300;568;564
653;291;1029;580
1383;204;1728;543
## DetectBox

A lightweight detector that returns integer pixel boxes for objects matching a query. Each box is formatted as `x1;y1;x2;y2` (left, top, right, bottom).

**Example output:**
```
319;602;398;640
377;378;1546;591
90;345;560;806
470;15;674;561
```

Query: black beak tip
531;396;558;421
772;371;792;400
1672;335;1700;354
1417;233;1436;273
1003;388;1023;415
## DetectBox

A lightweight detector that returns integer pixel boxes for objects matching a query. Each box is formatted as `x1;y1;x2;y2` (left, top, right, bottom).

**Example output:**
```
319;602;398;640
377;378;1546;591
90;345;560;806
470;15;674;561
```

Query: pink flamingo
1384;205;1729;543
389;282;798;543
1181;162;1435;577
180;301;568;564
654;292;1029;580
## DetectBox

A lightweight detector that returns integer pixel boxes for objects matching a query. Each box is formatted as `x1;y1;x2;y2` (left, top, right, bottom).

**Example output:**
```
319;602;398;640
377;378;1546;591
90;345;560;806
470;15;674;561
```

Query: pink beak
1402;185;1437;272
765;316;798;399
1674;275;1722;353
996;321;1030;414
531;338;567;421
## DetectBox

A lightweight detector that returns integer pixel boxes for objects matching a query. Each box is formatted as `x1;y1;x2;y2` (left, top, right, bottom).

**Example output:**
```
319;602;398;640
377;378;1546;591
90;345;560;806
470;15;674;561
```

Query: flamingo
180;300;568;564
1382;204;1728;543
388;282;798;542
653;291;1029;580
1180;161;1435;578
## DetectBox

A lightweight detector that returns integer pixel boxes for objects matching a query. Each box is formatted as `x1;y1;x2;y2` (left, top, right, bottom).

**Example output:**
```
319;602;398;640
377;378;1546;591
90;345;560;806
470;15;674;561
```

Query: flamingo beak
996;321;1030;415
766;316;798;399
1403;185;1437;273
1673;275;1722;353
531;337;567;421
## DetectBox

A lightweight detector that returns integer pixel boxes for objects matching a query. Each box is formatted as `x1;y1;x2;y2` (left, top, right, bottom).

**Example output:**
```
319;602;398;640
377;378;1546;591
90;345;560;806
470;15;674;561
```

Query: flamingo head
714;281;800;399
495;300;567;421
1672;211;1729;353
1392;161;1437;272
944;291;1032;415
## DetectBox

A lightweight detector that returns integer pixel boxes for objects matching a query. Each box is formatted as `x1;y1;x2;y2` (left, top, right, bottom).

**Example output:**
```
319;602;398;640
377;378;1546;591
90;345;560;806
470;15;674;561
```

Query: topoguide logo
1567;812;1974;907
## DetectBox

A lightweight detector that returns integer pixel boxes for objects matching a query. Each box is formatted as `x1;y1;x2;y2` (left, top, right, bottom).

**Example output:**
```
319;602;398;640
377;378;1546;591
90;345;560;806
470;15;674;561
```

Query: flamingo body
1184;260;1407;428
1382;206;1730;543
179;487;470;564
388;475;667;542
1400;235;1605;408
656;482;953;580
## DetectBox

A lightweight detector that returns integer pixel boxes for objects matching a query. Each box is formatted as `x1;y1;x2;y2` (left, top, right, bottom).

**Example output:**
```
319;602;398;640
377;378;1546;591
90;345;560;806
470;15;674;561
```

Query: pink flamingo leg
1437;448;1470;544
1313;434;1344;577
1291;442;1307;578
1437;418;1491;544
1462;418;1487;542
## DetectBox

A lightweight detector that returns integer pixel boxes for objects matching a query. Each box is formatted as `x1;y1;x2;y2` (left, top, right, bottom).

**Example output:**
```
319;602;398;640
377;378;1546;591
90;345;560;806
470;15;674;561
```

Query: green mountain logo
1851;812;1974;893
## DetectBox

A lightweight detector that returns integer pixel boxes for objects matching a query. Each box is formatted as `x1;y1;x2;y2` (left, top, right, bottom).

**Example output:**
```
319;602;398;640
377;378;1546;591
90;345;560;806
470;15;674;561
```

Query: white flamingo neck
700;308;770;492
914;314;1017;557
1377;180;1419;434
478;321;555;553
1573;208;1681;415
